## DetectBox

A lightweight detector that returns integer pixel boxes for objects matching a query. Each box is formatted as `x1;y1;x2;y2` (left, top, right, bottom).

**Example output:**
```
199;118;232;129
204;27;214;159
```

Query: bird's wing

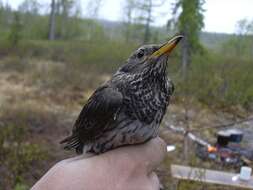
60;86;123;153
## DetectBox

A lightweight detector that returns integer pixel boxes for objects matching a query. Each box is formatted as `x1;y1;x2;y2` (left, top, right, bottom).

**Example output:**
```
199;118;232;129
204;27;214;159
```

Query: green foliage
53;0;82;40
18;0;39;15
173;51;253;109
235;19;253;35
19;15;48;40
12;39;137;72
174;0;205;53
0;56;28;72
0;101;49;188
0;2;252;190
8;11;22;47
221;34;253;60
14;183;29;190
0;34;252;110
80;19;106;41
0;122;47;188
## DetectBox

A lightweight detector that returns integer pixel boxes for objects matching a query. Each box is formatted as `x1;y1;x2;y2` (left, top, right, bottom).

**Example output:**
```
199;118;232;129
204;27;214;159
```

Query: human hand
31;137;166;190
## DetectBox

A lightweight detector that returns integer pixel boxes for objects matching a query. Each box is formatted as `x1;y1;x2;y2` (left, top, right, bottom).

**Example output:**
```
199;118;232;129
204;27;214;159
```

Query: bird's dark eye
137;50;144;58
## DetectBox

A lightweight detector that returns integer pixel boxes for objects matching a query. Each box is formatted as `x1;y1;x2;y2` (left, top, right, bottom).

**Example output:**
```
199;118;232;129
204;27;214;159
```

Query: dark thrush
61;35;183;154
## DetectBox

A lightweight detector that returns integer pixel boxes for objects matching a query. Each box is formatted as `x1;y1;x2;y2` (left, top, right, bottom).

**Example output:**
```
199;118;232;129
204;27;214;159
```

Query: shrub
171;51;253;110
0;103;49;189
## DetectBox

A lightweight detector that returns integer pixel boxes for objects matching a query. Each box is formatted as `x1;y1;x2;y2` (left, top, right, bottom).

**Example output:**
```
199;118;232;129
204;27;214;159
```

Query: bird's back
87;73;173;153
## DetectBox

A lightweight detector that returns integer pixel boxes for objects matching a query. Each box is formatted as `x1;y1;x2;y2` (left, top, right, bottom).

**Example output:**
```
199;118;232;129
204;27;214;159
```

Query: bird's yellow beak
150;35;183;58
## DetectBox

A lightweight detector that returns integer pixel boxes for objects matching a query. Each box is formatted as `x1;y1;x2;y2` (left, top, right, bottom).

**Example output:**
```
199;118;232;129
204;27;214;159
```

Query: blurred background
0;0;252;189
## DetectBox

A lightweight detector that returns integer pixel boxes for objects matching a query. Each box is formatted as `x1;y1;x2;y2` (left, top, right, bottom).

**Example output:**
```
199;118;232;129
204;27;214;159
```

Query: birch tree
122;0;135;42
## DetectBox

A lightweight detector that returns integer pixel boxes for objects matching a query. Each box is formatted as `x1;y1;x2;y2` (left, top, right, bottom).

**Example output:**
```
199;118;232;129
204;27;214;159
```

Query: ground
0;58;251;190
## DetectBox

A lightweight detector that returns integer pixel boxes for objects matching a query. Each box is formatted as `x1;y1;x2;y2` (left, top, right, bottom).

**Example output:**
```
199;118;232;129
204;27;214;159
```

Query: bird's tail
60;135;83;154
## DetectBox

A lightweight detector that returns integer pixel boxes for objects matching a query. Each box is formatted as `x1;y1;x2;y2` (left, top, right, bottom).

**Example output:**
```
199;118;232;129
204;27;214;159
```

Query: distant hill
97;19;234;49
200;32;233;49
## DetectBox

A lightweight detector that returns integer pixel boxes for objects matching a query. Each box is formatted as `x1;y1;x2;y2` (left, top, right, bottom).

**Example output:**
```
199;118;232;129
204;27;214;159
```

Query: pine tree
173;0;205;78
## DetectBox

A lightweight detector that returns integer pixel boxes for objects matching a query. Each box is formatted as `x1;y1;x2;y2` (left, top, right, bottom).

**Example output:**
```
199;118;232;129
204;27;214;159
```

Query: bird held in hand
61;35;183;154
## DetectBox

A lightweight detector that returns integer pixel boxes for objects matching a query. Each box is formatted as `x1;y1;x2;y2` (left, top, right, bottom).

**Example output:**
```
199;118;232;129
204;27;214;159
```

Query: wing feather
60;86;123;153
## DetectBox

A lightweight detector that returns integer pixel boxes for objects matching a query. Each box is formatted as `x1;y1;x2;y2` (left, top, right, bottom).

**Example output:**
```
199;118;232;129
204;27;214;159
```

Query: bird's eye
137;50;144;58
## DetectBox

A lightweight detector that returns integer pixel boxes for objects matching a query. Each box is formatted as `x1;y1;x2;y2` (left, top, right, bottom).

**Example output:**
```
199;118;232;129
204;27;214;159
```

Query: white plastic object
167;145;176;152
239;166;252;181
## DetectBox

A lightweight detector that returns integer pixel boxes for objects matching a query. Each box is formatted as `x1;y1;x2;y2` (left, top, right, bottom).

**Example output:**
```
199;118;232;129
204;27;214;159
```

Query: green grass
170;51;253;111
1;38;252;109
0;38;252;189
12;39;137;73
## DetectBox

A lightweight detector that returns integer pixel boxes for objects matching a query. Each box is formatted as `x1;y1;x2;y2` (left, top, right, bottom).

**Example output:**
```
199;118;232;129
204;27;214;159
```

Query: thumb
111;137;167;174
138;137;167;173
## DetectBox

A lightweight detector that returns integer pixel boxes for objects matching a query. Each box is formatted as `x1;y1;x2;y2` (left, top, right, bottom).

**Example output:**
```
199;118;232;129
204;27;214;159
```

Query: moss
0;109;48;188
14;183;29;190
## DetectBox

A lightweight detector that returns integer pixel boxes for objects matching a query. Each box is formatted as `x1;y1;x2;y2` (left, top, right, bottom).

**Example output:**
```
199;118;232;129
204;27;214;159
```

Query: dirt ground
0;58;251;189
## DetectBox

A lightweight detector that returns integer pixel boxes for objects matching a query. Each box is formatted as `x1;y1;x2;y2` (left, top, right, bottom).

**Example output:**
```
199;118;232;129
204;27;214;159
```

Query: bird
60;35;183;154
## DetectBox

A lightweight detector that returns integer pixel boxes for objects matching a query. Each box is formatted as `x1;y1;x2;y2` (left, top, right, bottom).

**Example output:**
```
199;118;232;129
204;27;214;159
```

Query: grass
0;38;252;189
1;39;138;72
0;105;48;188
0;90;74;189
170;51;253;112
1;38;252;109
0;53;109;189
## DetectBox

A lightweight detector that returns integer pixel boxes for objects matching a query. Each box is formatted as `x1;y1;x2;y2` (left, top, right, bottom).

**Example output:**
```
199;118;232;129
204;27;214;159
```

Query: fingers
31;138;165;190
104;137;167;174
141;138;167;173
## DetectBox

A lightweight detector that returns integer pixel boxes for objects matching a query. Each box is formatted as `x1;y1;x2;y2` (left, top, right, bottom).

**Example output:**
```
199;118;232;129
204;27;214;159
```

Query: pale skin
31;138;166;190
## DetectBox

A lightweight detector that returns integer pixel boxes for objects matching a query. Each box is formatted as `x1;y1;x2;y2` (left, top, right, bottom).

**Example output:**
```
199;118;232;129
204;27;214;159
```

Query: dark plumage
61;35;183;154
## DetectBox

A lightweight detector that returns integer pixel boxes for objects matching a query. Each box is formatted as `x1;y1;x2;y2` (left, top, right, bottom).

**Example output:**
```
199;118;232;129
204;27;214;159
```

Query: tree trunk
181;33;189;80
48;0;56;40
144;0;152;43
61;0;68;39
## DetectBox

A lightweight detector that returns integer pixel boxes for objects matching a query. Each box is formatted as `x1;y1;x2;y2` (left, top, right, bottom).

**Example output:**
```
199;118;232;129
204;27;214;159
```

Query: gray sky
2;0;253;34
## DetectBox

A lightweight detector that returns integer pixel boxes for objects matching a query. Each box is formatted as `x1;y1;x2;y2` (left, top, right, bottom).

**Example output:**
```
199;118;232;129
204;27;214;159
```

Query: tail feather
60;135;83;154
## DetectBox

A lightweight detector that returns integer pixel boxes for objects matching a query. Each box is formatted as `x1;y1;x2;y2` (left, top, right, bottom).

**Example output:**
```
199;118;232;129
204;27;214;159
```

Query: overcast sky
2;0;253;34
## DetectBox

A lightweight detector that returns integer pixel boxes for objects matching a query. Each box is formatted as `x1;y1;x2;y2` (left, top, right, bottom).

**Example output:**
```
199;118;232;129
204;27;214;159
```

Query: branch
164;122;211;147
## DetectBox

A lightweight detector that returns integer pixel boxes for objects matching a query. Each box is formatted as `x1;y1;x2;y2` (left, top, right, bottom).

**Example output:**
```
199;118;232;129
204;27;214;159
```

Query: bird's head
119;35;183;76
